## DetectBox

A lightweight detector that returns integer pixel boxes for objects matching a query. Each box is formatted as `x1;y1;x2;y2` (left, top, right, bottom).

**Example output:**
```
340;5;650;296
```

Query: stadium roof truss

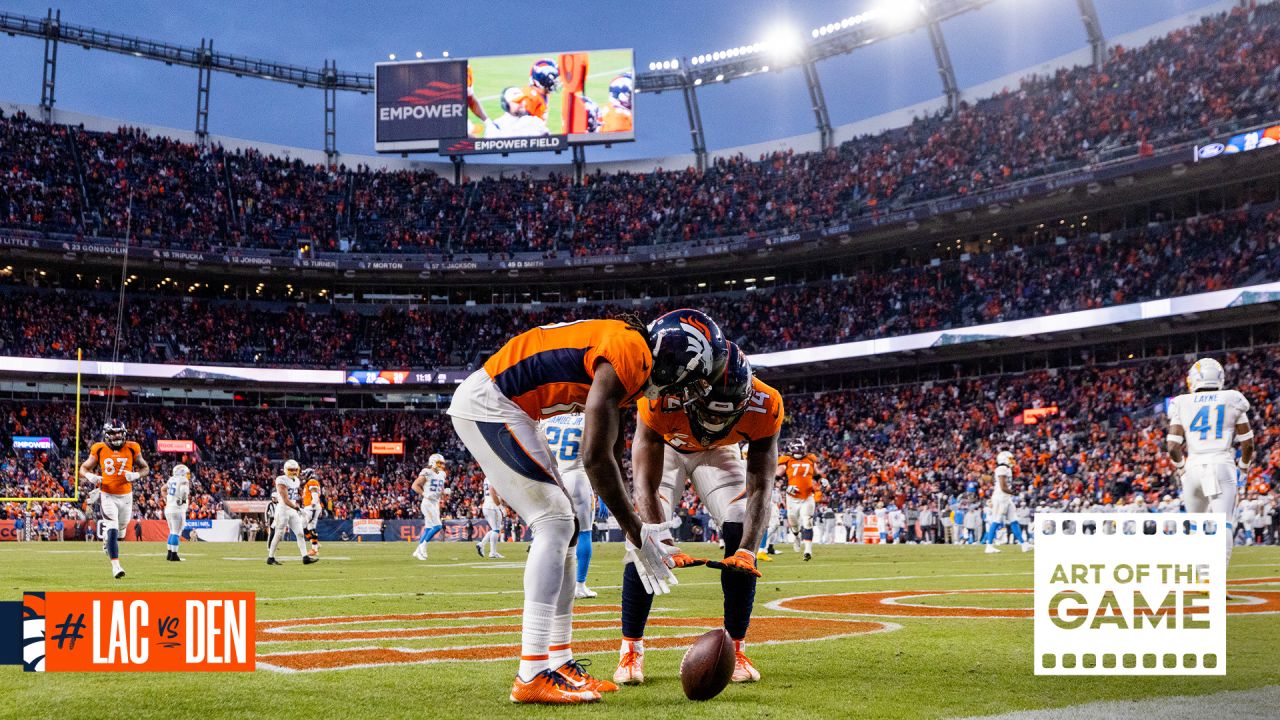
0;1;1109;167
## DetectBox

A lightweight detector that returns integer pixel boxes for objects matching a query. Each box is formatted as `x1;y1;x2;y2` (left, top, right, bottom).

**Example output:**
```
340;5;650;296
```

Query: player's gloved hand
301;468;315;480
624;519;681;595
707;549;762;577
669;549;708;568
86;488;101;505
786;485;801;497
819;478;831;490
124;471;141;482
82;471;102;484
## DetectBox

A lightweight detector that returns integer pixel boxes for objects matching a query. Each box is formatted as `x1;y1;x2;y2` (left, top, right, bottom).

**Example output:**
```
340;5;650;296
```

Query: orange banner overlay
27;592;254;672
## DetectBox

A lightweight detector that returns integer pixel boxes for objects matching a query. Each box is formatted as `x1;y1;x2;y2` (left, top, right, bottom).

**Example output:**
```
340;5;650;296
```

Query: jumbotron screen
375;49;635;155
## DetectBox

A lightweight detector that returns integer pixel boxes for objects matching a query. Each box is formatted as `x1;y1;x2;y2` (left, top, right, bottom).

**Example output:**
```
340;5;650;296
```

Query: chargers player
412;455;447;561
1167;358;1256;567
616;343;780;685
600;74;633;133
164;464;191;562
267;459;317;566
541;413;598;598
448;310;725;704
983;451;1031;553
476;477;507;558
80;421;149;579
301;469;323;558
778;439;826;561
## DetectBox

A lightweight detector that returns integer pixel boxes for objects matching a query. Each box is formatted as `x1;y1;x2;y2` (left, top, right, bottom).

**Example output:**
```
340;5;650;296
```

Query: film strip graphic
1034;512;1227;676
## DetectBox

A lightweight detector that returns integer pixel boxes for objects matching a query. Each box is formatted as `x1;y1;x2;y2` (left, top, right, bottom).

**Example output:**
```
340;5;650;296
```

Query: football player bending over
541;413;598;598
779;438;827;560
616;343;781;685
164;464;191;562
80;421;148;579
267;459;317;565
1167;358;1256;568
448;310;725;704
412;455;447;560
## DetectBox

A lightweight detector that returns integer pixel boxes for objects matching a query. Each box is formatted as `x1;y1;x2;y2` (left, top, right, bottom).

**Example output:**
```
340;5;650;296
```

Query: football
679;628;736;701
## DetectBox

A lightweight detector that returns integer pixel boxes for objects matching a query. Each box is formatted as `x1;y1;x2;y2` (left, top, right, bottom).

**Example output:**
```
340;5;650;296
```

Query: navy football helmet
645;309;727;400
688;342;753;445
102;421;126;450
530;59;560;93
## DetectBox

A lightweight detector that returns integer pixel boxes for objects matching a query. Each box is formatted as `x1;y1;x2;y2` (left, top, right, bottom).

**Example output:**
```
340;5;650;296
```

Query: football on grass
680;629;735;700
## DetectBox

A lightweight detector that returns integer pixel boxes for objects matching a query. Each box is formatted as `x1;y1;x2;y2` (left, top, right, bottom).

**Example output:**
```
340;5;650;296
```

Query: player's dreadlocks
614;311;649;338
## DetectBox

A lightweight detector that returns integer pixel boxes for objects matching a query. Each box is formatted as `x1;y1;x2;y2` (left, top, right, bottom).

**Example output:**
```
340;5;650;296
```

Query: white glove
820;478;831;490
82;471;102;484
624;518;681;595
87;488;101;505
124;471;141;482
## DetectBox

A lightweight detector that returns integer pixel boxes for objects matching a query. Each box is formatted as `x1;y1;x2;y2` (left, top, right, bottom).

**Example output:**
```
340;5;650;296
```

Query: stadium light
415;51;422;58
762;24;804;60
876;1;924;28
387;53;395;60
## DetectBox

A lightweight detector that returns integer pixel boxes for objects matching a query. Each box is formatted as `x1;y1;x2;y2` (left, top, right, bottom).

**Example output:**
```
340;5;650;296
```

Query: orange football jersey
601;107;633;133
521;86;548;120
302;479;321;506
88;441;142;495
779;453;821;500
483;319;652;421
638;377;783;453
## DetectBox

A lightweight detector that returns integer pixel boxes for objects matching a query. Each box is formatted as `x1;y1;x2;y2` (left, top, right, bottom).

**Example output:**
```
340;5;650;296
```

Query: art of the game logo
1;592;254;672
1033;513;1226;675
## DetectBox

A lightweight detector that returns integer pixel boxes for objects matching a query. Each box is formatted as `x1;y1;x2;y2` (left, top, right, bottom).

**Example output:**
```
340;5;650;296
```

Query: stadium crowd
3;345;1276;543
3;204;1277;367
1;3;1276;255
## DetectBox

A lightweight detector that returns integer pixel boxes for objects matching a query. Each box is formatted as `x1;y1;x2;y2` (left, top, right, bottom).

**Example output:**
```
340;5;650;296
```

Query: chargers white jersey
422;469;446;503
482;477;499;510
164;476;190;510
993;465;1013;502
540;413;585;475
275;474;300;505
1168;389;1251;463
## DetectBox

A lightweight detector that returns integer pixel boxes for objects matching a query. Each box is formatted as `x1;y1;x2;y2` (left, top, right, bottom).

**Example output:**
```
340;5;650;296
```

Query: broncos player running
541;413;597;598
80;421;149;579
412;455;447;561
164;464;191;562
267;459;317;566
476;477;507;558
778;439;827;561
448;310;726;704
616;343;781;685
1167;358;1257;568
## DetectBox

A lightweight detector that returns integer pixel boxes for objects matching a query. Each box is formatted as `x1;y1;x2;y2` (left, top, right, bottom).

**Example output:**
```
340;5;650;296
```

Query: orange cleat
613;648;645;685
509;669;601;704
731;651;761;682
558;659;619;693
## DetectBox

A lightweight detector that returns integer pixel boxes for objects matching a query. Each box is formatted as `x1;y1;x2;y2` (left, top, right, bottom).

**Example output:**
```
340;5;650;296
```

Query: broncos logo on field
22;592;45;672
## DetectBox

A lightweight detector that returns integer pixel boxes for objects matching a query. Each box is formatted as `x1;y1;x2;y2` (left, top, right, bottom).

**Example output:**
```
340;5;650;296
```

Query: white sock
519;600;556;681
111;559;123;572
804;540;813;554
548;550;576;668
296;535;308;557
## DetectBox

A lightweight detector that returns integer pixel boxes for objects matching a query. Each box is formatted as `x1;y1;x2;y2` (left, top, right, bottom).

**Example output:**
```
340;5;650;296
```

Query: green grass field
468;49;633;135
1;541;1277;719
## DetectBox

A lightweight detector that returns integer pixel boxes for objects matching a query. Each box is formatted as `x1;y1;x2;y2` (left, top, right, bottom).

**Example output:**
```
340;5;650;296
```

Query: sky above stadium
0;0;1225;164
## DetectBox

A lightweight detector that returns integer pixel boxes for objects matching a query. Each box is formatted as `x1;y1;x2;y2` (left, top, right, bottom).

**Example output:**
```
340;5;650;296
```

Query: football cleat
574;583;598;599
985;545;1001;554
613;647;645;685
307;549;318;558
731;651;761;682
757;552;773;563
803;552;812;562
412;547;427;561
558;659;618;693
1021;543;1034;553
793;542;802;553
509;669;600;704
113;569;126;579
489;552;505;559
266;557;282;565
767;544;776;555
303;556;319;565
475;543;484;557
